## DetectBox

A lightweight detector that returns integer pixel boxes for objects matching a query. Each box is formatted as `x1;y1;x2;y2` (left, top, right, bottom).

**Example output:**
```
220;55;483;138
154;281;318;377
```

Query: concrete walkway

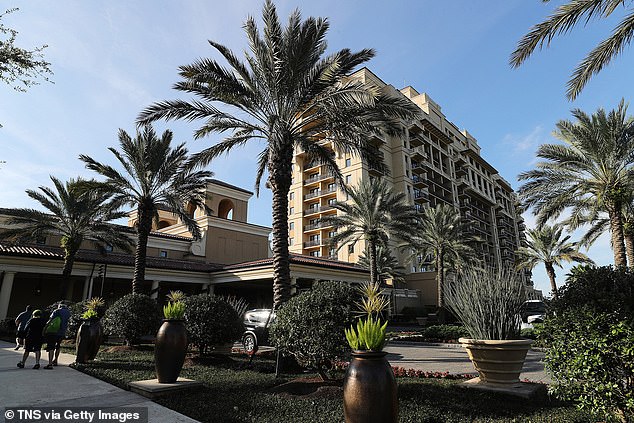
385;342;552;384
0;341;198;422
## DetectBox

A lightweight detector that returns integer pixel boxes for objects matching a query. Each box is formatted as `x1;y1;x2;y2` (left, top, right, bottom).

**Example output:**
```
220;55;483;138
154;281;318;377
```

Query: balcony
412;175;427;187
303;240;321;248
409;134;423;148
411;162;426;174
303;161;320;172
368;162;384;175
303;205;335;216
303;173;334;185
303;186;337;200
413;190;429;201
304;221;334;232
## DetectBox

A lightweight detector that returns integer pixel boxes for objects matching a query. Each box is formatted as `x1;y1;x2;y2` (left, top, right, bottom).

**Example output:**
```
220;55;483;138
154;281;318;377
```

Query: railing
303;205;335;215
303;187;336;200
303;240;321;248
303;173;335;185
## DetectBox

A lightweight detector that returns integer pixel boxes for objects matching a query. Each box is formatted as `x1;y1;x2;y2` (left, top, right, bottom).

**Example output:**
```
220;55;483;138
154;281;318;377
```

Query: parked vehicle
242;309;276;354
520;300;545;330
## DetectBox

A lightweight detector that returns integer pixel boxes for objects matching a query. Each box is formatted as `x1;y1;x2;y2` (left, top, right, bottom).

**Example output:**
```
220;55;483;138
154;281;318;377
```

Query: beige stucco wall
204;226;268;265
404;271;438;307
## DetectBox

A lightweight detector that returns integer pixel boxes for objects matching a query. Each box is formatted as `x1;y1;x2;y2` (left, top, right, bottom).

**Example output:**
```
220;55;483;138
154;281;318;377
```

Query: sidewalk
0;341;198;423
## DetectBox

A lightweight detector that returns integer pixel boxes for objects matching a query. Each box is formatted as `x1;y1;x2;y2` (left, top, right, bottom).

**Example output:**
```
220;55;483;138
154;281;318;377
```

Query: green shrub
103;294;161;345
270;281;355;379
544;266;634;422
422;325;469;341
182;294;242;355
0;318;16;336
66;298;108;339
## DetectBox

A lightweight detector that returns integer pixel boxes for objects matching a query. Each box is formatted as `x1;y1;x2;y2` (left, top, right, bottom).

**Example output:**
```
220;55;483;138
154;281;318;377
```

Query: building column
150;280;160;300
290;277;298;296
82;276;92;300
207;284;215;296
0;272;16;320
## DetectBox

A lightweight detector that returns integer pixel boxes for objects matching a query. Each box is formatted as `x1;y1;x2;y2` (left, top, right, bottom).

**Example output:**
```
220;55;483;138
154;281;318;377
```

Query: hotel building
287;68;533;304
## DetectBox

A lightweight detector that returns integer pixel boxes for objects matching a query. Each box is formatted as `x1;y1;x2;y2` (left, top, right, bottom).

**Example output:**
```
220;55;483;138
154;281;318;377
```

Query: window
289;238;294;246
159;250;168;258
348;243;355;254
310;234;320;242
105;245;114;252
309;250;320;257
35;236;46;245
328;198;336;206
289;192;294;200
327;183;336;191
289;207;294;215
345;158;351;167
289;222;294;230
328;230;336;238
345;175;351;185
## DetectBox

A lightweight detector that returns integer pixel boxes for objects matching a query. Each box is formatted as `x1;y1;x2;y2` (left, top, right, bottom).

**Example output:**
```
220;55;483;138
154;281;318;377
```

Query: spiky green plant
86;297;105;311
355;281;390;317
345;317;388;351
81;309;98;320
163;301;186;320
166;290;186;303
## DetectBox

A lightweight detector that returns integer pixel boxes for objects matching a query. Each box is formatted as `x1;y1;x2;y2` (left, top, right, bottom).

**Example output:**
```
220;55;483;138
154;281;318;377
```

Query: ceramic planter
155;319;188;383
75;318;103;364
343;350;398;423
459;338;533;384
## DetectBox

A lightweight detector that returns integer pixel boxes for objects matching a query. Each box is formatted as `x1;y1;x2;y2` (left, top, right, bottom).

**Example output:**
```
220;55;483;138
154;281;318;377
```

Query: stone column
207;284;215;296
290;277;298;296
0;272;16;320
150;280;160;300
82;276;92;300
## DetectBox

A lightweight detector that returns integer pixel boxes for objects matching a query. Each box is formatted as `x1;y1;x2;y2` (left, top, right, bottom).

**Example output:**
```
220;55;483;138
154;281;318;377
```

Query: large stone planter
343;351;398;423
459;338;533;384
155;319;188;383
75;318;103;364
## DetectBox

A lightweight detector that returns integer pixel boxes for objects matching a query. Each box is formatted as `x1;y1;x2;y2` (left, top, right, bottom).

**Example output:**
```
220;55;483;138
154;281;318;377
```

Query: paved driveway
385;342;552;384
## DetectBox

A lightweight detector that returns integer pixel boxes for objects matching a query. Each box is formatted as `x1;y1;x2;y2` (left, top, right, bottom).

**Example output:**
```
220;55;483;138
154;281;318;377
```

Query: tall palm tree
320;178;418;284
358;244;406;286
137;1;420;309
410;203;479;321
518;101;634;267
0;176;131;299
79;125;212;294
516;224;593;298
510;0;634;100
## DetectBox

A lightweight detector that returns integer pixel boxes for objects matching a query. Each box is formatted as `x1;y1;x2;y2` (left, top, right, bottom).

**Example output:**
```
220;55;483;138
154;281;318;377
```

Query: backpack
44;316;61;334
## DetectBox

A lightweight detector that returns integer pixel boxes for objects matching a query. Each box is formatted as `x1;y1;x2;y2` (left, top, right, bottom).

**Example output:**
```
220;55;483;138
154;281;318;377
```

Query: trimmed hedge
103;294;161;345
183;294;243;355
270;281;355;379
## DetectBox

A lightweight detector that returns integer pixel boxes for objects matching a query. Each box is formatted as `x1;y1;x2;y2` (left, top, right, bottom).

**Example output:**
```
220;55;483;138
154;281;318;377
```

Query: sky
2;0;634;297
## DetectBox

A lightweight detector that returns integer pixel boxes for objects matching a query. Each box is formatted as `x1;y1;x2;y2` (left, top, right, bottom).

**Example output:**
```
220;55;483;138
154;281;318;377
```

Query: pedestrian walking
17;309;46;369
14;305;32;350
43;303;71;369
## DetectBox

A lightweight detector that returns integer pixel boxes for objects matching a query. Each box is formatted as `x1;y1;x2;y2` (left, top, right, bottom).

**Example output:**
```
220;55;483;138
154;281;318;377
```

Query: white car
521;300;545;330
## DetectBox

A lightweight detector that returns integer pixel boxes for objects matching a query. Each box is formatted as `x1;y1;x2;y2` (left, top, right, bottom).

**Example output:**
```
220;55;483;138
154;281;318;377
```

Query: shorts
24;340;43;352
45;334;62;351
16;329;26;339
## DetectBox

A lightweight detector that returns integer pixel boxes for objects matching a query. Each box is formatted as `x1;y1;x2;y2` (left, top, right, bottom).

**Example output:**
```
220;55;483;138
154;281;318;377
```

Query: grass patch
72;347;593;423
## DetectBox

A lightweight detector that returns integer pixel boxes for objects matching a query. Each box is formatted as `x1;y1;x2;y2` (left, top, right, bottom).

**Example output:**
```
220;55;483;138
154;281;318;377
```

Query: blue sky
2;1;634;296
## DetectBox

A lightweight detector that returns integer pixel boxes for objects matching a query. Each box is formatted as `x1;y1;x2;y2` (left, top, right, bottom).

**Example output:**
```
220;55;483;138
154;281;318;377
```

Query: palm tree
518;101;634;267
137;1;420;309
410;203;479;321
510;0;634;100
516;224;593;298
358;244;406;286
0;176;130;299
79;125;212;294
320;178;418;284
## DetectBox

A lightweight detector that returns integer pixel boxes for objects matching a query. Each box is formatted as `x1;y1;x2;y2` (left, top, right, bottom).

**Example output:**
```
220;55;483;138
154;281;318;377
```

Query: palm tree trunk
59;248;78;300
132;204;152;294
544;261;558;298
625;233;634;270
268;146;293;310
369;240;378;284
436;250;446;324
608;207;628;267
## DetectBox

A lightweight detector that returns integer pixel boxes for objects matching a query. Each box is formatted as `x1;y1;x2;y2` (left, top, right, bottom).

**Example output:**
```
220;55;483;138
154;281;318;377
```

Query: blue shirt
50;307;71;337
16;310;32;331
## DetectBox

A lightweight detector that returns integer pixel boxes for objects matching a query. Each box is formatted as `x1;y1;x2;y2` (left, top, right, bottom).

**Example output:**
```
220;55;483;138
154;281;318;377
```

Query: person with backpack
14;305;32;350
17;309;46;369
43;303;70;369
